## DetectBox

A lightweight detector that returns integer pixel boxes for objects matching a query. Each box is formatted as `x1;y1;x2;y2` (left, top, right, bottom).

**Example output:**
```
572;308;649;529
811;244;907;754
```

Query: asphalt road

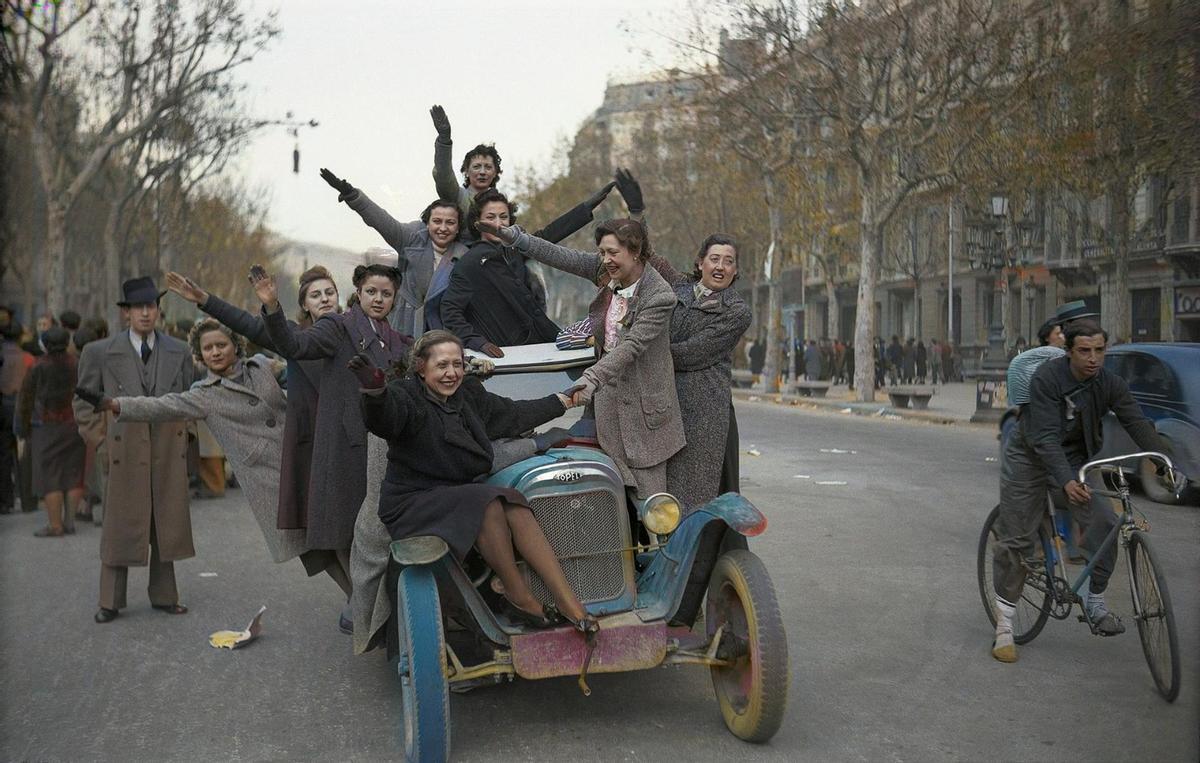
1;399;1197;761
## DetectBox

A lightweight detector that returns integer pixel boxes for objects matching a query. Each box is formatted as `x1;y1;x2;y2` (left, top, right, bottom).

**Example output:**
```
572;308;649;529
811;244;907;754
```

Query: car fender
1155;419;1200;476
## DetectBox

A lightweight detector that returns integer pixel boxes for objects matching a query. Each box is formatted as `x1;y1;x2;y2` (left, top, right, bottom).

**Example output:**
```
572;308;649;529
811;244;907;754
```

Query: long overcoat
115;355;309;563
264;304;409;550
73;331;195;566
343;189;468;338
515;231;685;496
200;295;323;531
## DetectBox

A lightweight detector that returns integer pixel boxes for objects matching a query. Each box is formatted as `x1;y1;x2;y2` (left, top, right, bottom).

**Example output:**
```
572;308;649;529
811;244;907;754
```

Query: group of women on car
81;104;752;652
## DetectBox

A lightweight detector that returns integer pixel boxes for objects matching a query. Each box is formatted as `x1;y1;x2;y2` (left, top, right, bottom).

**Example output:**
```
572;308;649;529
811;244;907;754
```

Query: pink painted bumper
510;619;667;679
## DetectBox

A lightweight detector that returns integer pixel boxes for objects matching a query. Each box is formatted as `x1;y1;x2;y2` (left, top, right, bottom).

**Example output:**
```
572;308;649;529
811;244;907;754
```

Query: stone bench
887;385;936;410
731;369;755;388
788;380;831;398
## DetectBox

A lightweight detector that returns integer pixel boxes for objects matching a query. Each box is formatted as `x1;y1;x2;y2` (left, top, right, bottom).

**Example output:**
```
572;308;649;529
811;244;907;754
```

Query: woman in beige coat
479;218;685;498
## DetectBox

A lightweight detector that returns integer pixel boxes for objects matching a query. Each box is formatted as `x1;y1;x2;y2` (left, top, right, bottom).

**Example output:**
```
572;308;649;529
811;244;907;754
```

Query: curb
731;387;992;428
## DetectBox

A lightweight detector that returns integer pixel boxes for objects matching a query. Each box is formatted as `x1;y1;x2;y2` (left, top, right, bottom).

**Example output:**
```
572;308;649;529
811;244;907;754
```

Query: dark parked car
1099;343;1200;505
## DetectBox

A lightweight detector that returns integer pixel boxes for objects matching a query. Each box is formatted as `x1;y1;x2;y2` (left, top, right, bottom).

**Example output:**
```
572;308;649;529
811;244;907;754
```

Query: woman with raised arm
476;216;684;500
352;330;596;636
165;268;352;598
254;263;410;642
78;320;319;574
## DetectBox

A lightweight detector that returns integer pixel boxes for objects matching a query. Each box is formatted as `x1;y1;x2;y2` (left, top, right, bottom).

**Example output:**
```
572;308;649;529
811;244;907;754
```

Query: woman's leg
473;500;542;614
43;491;64;532
502;504;586;622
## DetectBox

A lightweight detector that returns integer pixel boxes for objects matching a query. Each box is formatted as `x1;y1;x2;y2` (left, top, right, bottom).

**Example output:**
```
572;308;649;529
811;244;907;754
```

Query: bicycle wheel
977;504;1051;644
1127;531;1180;702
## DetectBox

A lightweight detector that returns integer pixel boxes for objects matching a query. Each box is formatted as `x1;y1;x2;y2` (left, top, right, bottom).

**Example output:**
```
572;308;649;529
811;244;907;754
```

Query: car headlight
640;493;682;536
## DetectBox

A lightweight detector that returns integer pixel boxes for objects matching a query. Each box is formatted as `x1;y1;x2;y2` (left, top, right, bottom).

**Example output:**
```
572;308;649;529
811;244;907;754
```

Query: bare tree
2;0;277;314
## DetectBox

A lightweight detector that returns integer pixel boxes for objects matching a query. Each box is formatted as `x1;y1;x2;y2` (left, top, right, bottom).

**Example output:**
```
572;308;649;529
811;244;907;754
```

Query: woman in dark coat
165;267;352;595
254;262;409;558
354;330;594;631
648;235;752;510
17;326;85;536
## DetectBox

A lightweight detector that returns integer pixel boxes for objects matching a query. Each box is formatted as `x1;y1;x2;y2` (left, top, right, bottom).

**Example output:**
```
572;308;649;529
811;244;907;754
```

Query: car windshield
473;343;593;429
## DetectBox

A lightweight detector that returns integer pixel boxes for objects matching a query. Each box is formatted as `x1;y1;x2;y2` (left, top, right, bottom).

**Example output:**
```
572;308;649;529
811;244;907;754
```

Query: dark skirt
31;421;86;495
379;480;530;559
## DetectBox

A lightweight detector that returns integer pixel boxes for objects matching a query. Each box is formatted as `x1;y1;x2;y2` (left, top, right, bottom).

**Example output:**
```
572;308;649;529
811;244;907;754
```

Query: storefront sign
1176;286;1200;316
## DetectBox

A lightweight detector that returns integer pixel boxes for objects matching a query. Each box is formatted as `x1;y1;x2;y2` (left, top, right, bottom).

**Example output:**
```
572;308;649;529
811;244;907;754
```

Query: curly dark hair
459;144;502;188
594;218;653;262
420;199;462;225
466;188;518;241
352;263;402;291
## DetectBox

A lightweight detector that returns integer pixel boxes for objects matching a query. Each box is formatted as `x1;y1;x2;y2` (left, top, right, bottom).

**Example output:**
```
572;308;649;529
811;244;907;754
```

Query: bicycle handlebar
1078;451;1181;489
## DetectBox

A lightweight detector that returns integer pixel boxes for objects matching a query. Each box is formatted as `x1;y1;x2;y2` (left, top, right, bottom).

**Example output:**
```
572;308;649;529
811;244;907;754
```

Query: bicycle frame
1035;451;1176;626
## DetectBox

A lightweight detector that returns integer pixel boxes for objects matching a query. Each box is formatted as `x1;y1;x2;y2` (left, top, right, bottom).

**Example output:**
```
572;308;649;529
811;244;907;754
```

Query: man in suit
74;277;196;623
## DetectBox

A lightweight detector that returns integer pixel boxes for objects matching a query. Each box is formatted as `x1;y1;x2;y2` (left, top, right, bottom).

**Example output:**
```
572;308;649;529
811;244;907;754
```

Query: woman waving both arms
475;215;684;500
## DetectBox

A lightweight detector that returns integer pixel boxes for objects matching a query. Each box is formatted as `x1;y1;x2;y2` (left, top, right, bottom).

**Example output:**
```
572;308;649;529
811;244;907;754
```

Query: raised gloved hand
319;168;355;202
429;105;451;142
247;264;279;312
75;386;116;413
614;168;644;216
584;181;617;211
533;427;573;453
466;356;496;378
473;220;519;246
347;352;386;390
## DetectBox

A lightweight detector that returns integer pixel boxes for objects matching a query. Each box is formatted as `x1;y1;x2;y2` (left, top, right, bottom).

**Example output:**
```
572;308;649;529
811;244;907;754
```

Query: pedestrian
72;324;104;524
648;232;752;510
833;339;845;384
929;339;942;385
916;339;927;384
886;336;903;386
846;340;856;390
73;277;196;623
0;316;30;514
804;340;821;381
941;340;954;383
58;310;81;354
902;338;916;384
17;326;86;536
749;332;766;384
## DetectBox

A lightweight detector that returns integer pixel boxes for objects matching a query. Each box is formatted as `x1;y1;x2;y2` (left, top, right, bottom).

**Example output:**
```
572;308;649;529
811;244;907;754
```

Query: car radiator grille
522;489;627;606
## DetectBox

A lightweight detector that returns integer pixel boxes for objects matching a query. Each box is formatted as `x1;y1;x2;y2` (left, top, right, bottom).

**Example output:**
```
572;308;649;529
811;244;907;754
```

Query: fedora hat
116;276;166;307
1053;300;1098;324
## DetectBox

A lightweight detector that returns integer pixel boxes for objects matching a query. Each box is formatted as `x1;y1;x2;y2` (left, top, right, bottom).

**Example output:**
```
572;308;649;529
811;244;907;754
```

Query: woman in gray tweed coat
87;320;319;571
649;234;751;510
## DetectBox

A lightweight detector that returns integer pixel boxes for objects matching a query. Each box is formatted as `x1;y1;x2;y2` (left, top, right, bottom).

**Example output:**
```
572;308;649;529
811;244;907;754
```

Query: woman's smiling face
419;341;465;399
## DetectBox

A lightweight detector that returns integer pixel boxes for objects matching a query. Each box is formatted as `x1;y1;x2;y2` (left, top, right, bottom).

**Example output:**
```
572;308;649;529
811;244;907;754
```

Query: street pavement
1;400;1197;761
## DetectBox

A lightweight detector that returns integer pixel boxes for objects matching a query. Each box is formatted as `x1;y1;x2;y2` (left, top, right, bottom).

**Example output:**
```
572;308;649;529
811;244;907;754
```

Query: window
1126;353;1179;400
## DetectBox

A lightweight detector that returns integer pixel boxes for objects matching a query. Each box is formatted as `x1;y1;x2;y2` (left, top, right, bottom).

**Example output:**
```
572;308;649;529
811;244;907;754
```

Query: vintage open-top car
386;344;788;761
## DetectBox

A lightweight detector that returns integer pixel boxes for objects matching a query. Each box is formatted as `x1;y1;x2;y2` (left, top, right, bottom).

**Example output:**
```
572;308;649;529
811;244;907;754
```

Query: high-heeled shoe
501;598;563;629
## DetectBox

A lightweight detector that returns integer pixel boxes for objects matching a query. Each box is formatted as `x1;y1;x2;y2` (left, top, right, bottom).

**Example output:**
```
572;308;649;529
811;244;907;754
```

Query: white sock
994;596;1016;634
1085;590;1107;618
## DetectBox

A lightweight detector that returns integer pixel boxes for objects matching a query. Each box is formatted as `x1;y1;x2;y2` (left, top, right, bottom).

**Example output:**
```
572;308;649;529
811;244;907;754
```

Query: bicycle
977;451;1185;702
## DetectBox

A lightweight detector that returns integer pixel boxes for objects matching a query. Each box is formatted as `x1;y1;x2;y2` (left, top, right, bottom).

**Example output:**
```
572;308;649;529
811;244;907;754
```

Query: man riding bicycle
991;319;1173;663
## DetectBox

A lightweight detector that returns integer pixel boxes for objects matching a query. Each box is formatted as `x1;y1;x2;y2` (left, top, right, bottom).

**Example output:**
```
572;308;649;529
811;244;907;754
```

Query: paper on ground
209;605;267;650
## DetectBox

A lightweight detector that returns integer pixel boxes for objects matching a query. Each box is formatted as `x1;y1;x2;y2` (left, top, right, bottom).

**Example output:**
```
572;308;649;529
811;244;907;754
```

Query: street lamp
965;194;1011;423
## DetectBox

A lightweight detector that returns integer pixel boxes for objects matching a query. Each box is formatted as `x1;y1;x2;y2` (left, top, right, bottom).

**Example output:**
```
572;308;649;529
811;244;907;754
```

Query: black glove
584;181;617;211
533;427;572;453
430;105;451;142
74;386;108;412
614;168;644;216
319;168;355;201
347;353;385;390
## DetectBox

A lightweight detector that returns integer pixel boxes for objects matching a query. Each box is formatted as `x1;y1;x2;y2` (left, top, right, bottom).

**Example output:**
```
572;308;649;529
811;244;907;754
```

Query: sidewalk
733;380;995;427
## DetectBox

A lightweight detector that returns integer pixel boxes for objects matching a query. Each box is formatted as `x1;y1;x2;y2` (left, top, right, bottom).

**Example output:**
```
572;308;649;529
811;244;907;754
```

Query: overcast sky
235;0;705;252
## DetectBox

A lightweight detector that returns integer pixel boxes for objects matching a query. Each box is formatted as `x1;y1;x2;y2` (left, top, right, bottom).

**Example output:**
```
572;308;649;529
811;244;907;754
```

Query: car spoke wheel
396;565;450;762
1127;531;1180;702
705;549;788;743
977;504;1051;644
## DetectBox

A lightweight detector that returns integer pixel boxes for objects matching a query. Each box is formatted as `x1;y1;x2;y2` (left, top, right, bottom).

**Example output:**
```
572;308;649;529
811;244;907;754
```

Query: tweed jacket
513;230;685;488
114;355;308;563
263;304;410;550
648;256;751;508
199;294;325;530
343;188;468;337
73;330;195;566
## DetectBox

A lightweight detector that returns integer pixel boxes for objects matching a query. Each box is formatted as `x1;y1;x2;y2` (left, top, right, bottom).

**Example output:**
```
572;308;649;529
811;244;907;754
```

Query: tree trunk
103;203;125;330
44;201;69;316
853;195;881;402
1110;185;1132;342
759;169;786;393
825;275;839;341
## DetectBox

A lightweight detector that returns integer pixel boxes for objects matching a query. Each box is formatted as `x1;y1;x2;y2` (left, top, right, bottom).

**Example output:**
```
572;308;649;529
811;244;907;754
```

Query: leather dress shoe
152;603;188;615
94;607;119;623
